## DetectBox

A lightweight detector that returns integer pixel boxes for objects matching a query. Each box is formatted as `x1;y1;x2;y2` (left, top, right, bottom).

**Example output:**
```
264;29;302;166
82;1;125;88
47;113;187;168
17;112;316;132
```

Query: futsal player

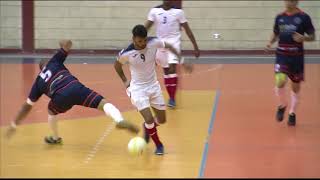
265;0;315;126
6;40;140;143
114;25;192;155
144;0;200;108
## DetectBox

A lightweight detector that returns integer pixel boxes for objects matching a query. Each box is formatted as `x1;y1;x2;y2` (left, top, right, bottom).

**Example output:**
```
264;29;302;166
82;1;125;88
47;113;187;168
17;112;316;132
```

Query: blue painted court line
198;90;220;178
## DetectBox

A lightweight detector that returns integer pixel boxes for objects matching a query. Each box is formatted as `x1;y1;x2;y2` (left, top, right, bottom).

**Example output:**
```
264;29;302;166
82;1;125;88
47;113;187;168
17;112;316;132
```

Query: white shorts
156;42;181;68
126;81;166;111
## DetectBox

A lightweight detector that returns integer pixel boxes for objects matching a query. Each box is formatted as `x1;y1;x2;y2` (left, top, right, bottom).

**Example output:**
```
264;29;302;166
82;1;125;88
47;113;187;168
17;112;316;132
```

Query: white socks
11;121;17;129
48;115;59;139
275;87;287;107
275;87;299;114
289;91;299;114
103;103;124;123
144;122;155;129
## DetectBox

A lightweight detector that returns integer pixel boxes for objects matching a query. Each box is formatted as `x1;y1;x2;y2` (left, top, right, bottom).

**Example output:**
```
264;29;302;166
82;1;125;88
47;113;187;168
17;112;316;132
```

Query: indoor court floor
0;55;319;178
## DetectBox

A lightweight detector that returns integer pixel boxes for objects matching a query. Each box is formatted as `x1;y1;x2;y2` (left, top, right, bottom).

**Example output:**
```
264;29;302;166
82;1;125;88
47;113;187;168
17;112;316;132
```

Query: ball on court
127;137;146;156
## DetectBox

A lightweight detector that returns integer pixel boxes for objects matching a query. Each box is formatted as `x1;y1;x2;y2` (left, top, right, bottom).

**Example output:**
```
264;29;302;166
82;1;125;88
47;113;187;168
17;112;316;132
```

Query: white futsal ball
128;137;147;156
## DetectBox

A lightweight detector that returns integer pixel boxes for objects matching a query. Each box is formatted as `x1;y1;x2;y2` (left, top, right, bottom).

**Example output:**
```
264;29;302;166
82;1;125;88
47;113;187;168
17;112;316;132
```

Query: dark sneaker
287;113;296;126
44;136;63;144
167;99;176;108
276;106;286;122
154;144;164;155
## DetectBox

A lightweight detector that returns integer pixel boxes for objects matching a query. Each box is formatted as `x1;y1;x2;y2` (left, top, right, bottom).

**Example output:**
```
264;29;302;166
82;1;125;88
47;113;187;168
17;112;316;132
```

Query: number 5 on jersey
39;67;52;82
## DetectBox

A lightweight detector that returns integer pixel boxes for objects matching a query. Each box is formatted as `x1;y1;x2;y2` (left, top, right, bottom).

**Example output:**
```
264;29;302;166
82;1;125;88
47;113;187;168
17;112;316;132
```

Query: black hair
132;24;147;38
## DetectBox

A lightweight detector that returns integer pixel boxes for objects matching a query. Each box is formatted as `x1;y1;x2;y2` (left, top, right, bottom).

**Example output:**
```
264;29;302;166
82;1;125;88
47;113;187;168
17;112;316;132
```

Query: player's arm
144;20;154;31
51;40;72;64
293;31;315;43
178;10;200;58
59;39;72;53
6;82;43;139
181;22;200;57
14;83;42;126
11;101;33;127
304;32;315;41
268;32;279;46
265;15;280;51
164;42;182;61
293;15;316;43
5;99;35;139
164;42;193;73
5;101;33;139
114;56;130;88
265;32;279;52
145;9;155;31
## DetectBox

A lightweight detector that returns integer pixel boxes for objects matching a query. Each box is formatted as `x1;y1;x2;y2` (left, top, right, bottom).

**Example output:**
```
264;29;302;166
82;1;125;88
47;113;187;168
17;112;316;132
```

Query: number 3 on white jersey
162;16;167;24
39;67;52;82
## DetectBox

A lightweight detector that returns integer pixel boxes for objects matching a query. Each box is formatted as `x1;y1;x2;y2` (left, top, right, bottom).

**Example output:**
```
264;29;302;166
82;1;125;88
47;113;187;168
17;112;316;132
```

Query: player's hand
264;43;272;52
124;80;130;89
59;39;72;52
194;49;200;58
181;58;193;74
5;123;17;139
293;32;305;43
183;63;193;74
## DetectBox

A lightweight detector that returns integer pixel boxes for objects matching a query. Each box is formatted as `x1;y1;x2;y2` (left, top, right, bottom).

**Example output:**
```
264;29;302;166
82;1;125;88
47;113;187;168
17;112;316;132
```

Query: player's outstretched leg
98;99;139;134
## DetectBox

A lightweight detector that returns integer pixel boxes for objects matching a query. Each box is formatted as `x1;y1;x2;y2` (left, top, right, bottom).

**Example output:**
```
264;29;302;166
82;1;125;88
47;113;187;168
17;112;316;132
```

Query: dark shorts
275;54;304;83
48;81;104;115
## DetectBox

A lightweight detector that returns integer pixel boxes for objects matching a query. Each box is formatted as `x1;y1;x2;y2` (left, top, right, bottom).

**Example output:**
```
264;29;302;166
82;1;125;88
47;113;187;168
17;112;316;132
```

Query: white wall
34;1;161;49
0;1;22;48
182;1;320;50
1;1;319;50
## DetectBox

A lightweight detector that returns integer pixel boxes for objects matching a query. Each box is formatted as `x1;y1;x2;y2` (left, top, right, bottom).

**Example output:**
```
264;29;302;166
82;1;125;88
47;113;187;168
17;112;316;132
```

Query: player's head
132;24;147;50
163;0;172;7
284;0;299;9
39;59;49;70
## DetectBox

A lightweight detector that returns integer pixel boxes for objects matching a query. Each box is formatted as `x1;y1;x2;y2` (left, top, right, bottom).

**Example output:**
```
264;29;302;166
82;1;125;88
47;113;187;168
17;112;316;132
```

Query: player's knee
157;117;166;124
168;64;177;74
291;83;301;93
144;116;154;124
292;88;300;94
163;67;170;75
155;112;166;124
275;73;287;88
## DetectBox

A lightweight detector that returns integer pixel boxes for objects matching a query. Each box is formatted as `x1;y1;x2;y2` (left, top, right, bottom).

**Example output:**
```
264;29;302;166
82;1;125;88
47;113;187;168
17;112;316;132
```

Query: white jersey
117;37;165;87
147;6;187;44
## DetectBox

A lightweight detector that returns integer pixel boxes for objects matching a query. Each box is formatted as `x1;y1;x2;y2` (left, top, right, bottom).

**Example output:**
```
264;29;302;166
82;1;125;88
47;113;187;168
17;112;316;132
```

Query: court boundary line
198;90;220;178
71;122;116;169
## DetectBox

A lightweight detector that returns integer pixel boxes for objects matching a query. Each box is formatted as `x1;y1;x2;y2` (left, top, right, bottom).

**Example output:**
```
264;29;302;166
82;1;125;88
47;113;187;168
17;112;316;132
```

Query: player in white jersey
145;0;200;108
114;25;192;155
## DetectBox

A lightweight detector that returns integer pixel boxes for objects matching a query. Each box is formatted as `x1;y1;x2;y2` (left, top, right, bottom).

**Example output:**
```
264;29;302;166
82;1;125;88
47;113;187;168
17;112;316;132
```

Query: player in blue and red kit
6;40;139;143
265;0;315;126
